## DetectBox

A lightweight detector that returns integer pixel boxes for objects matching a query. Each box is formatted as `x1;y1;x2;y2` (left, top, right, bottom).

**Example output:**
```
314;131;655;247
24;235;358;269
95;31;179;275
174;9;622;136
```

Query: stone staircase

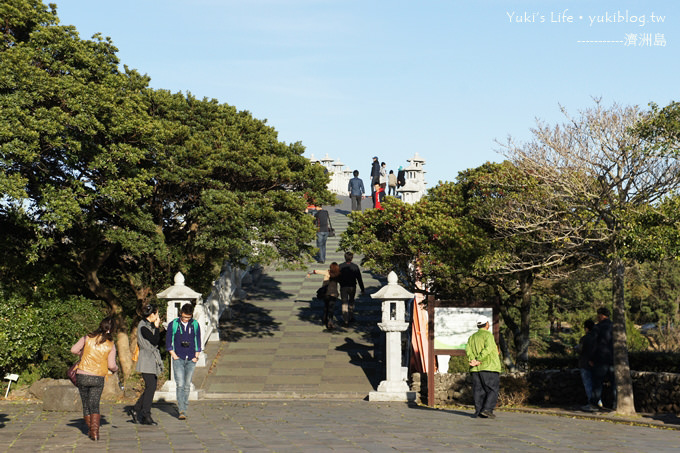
199;197;386;398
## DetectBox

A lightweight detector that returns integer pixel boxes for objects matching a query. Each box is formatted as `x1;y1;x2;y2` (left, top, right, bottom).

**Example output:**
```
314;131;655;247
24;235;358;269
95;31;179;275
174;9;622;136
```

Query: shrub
0;293;43;375
0;287;105;380
38;295;106;378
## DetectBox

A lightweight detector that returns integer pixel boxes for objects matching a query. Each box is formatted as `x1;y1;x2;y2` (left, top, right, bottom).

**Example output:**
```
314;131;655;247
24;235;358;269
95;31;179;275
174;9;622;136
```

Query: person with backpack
307;262;340;330
166;303;202;420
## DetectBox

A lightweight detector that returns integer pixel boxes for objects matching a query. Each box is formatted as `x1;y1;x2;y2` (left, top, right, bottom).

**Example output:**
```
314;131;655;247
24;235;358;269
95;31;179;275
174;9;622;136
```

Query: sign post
426;295;498;406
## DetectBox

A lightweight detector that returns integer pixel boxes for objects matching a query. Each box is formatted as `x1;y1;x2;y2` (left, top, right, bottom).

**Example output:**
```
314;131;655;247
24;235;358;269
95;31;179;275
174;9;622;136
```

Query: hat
373;156;378;160
476;315;489;327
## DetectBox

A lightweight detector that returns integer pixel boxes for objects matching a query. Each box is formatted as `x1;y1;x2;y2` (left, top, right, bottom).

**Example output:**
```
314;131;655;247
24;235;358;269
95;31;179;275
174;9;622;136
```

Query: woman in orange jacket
70;316;118;441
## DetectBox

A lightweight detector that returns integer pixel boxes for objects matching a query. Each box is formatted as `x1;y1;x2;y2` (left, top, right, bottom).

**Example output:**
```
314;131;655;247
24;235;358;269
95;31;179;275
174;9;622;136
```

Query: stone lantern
368;271;416;402
156;272;203;401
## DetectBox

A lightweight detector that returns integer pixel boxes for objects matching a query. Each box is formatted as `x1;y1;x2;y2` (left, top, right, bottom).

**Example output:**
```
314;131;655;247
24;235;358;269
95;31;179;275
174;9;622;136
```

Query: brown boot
89;414;101;441
84;414;91;436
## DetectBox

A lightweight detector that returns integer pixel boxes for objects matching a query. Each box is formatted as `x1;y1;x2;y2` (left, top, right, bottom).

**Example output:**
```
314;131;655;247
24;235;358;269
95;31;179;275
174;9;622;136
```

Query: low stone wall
28;377;124;412
411;369;680;413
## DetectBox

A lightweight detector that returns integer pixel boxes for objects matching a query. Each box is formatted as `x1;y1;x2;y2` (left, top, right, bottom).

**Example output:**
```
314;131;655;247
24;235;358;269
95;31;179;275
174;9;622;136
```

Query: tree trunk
498;329;516;372
116;314;134;381
79;246;136;378
516;271;534;372
612;258;636;415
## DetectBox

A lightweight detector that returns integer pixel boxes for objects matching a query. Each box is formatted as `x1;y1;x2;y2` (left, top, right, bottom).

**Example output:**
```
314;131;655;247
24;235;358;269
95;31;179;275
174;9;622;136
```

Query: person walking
308;262;340;329
314;205;332;264
338;252;365;326
379;162;387;187
466;315;501;419
348;170;365;211
388;170;397;196
370;156;380;208
70;316;118;441
166;303;202;420
585;307;614;412
128;304;164;425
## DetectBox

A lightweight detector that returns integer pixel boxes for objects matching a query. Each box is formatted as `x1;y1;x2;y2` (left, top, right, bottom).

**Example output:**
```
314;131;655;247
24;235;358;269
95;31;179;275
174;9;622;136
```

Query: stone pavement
2;399;680;452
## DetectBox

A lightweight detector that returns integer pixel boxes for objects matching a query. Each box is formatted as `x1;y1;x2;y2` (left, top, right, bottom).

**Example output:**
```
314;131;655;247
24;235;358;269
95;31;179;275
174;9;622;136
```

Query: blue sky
54;0;679;188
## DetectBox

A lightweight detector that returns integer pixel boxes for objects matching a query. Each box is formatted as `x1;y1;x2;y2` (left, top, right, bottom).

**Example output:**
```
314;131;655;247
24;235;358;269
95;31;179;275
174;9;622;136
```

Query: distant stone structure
309;153;427;203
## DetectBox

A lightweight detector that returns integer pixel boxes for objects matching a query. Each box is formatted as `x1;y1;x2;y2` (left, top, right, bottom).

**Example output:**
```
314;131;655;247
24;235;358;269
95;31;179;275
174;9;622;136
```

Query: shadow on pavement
245;274;296;300
406;403;475;418
643;413;680;426
335;337;382;388
219;301;281;342
66;415;110;434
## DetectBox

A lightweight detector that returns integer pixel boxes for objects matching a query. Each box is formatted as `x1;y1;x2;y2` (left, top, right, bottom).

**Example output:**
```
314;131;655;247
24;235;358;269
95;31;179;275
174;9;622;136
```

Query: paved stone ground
2;400;680;452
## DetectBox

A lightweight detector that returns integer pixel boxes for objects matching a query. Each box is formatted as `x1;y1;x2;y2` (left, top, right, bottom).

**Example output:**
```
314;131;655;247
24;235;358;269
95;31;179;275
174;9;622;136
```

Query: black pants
471;371;499;415
591;364;615;407
76;374;105;416
323;296;337;327
340;286;356;324
134;373;157;419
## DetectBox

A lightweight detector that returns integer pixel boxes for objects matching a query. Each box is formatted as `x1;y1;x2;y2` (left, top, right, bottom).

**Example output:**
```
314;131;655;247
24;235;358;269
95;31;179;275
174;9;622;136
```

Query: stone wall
411;369;680;413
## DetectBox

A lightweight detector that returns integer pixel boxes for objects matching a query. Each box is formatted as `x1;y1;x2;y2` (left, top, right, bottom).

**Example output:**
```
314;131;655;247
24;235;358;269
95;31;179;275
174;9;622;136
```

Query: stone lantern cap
371;272;415;301
156;272;202;300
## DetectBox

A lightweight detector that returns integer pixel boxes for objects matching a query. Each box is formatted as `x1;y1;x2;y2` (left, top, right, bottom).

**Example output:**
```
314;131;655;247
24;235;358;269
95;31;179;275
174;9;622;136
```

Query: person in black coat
586;307;614;411
396;166;406;188
370;156;380;207
338;252;365;326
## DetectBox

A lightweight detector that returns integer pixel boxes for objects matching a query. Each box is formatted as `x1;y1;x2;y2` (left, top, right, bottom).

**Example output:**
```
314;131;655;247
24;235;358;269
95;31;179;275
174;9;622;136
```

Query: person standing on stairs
308;262;340;329
314;205;331;264
348;170;365;211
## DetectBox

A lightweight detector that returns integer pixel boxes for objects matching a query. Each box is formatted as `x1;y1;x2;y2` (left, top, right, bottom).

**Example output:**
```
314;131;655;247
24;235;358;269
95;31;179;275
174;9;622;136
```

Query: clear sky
53;0;679;188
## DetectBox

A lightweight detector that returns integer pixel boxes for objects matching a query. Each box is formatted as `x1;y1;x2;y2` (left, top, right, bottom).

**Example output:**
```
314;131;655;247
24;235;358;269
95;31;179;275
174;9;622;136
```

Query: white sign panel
434;307;493;350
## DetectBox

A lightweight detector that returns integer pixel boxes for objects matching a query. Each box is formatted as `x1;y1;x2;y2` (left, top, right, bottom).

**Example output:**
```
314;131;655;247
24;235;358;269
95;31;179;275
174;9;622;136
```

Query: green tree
498;101;680;415
0;0;333;378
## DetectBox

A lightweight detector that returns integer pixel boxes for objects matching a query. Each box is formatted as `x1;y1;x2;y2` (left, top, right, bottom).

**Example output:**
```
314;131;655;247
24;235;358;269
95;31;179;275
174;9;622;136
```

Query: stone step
202;196;387;397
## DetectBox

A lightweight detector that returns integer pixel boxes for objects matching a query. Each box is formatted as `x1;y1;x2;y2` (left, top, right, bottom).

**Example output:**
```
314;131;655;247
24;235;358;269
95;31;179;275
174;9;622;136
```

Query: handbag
67;361;79;386
327;217;335;237
316;284;328;300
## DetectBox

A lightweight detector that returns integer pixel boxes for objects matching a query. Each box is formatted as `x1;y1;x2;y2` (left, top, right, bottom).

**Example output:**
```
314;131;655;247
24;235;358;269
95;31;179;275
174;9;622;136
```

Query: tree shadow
642;413;680;426
0;413;8;429
245;274;296;300
219;300;281;342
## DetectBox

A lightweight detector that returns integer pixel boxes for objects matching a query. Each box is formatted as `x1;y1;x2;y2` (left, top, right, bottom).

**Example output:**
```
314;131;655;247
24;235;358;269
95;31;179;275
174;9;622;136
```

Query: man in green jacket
466;315;501;419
